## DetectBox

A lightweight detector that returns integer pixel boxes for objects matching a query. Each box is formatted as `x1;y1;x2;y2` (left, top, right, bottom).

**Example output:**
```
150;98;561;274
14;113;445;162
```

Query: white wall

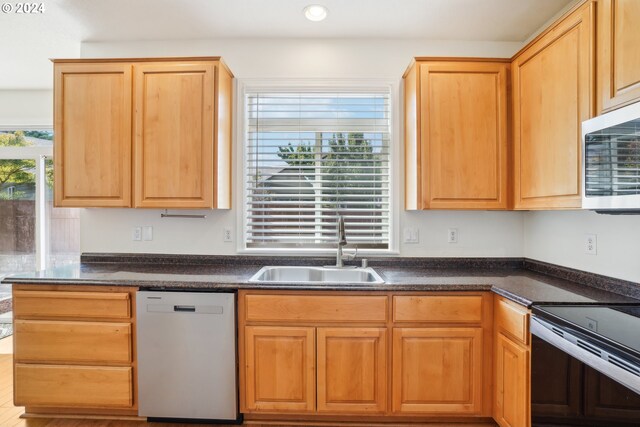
78;38;525;257
524;211;640;283
0;90;53;128
81;38;521;79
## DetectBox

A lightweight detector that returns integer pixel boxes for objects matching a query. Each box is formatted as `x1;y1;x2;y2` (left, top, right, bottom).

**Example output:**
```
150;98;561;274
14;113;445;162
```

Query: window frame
236;79;400;255
0;126;53;271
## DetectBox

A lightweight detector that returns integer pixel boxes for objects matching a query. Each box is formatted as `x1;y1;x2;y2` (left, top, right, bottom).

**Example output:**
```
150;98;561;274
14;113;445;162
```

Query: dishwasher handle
146;303;224;314
174;305;196;312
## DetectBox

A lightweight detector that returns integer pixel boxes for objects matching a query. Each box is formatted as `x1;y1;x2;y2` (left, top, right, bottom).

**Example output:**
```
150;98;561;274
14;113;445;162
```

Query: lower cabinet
14;364;133;408
12;285;138;415
239;291;492;421
494;333;529;427
392;327;483;414
244;326;316;412
493;296;531;427
317;327;387;413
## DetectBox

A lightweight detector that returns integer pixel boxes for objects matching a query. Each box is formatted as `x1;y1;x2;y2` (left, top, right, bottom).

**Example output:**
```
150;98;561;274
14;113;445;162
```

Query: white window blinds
245;90;391;250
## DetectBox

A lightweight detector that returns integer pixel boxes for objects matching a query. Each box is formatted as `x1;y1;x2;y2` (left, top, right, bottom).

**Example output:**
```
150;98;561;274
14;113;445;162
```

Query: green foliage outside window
0;131;54;200
277;132;383;211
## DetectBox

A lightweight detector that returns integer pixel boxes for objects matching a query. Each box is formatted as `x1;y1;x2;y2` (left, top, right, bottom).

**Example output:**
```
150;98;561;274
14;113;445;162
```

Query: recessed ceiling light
303;4;328;22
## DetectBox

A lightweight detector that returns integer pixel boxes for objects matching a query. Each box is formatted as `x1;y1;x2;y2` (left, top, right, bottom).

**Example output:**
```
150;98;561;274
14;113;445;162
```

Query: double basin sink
249;265;385;284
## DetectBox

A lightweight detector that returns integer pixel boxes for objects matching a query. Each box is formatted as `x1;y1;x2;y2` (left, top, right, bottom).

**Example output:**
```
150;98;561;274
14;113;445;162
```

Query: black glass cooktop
533;304;640;359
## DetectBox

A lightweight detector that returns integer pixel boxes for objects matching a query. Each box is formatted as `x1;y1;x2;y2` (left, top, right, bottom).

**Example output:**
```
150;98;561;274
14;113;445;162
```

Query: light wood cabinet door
244;294;387;323
14;364;133;408
512;2;594;209
53;63;132;207
598;0;640;113
404;60;509;210
12;290;131;320
393;295;484;324
317;328;387;414
244;326;316;413
392;327;483;415
421;61;509;209
494;333;530;427
13;320;132;364
133;62;215;208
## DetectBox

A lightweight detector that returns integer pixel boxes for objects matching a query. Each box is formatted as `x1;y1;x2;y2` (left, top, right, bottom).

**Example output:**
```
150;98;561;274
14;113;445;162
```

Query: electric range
531;303;640;426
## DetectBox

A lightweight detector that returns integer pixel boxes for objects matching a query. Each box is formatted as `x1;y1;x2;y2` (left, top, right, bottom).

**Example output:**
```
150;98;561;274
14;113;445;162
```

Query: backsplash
80;209;525;258
524;210;640;283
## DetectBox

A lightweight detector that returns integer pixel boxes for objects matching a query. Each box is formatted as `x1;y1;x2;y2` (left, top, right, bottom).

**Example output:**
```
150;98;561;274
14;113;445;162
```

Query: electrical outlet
132;227;142;241
403;227;419;243
448;228;458;243
142;226;153;241
585;234;597;255
223;228;233;242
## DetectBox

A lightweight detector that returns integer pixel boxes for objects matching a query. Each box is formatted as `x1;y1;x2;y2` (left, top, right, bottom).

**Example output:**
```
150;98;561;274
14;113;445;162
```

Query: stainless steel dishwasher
136;291;240;423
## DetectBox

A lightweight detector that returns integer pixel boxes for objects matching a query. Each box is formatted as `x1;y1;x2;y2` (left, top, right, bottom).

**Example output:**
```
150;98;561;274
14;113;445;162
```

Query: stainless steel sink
249;266;385;284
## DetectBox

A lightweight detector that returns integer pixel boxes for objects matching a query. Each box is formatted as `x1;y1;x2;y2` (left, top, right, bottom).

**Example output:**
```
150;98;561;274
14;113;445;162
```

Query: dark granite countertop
3;257;639;308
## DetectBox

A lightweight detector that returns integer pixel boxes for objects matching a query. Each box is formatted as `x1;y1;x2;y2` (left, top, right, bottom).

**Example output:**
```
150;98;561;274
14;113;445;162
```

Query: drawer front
393;295;484;323
495;297;529;345
13;290;131;320
14;320;132;364
244;294;388;323
14;364;133;408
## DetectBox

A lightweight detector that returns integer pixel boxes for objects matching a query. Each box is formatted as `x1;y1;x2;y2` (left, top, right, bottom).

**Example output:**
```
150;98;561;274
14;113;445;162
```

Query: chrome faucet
336;215;357;267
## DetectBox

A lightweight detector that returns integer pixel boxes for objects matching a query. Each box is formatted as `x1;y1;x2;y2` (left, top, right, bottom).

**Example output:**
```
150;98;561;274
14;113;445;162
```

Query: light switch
403;227;419;243
143;226;153;241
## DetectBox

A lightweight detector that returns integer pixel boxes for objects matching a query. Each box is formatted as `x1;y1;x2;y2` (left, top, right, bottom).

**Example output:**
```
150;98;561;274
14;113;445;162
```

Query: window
0;130;80;283
243;86;392;251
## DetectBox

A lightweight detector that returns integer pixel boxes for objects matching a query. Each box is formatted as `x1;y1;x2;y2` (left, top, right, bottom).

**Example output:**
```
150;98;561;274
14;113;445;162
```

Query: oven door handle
531;315;640;395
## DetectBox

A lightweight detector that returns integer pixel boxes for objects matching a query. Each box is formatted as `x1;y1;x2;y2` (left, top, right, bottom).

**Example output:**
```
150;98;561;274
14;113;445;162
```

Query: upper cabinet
597;0;640;113
54;63;132;207
53;57;233;209
511;2;595;209
404;60;509;210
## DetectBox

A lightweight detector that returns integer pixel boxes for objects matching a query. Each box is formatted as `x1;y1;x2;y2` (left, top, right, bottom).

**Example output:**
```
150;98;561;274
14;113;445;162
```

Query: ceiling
1;0;575;89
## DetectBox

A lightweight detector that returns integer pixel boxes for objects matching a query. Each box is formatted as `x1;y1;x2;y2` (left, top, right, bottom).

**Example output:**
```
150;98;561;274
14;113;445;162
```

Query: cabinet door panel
54;63;132;207
584;365;640;421
392;327;483;414
495;297;529;345
513;3;594;209
244;294;387;323
134;62;214;208
393;295;483;324
420;62;508;209
13;320;132;364
598;0;640;112
244;326;315;412
530;335;582;419
494;333;530;427
12;290;131;320
317;328;387;414
14;364;133;408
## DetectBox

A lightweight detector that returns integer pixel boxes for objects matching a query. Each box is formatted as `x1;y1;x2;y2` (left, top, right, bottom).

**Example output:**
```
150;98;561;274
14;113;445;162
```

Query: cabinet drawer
13;290;131;320
244;294;387;323
14;364;133;408
14;320;132;364
393;295;483;323
495;297;529;345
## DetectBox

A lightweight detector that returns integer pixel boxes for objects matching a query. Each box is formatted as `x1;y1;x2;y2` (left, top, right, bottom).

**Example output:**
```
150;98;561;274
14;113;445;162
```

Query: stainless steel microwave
582;101;640;211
